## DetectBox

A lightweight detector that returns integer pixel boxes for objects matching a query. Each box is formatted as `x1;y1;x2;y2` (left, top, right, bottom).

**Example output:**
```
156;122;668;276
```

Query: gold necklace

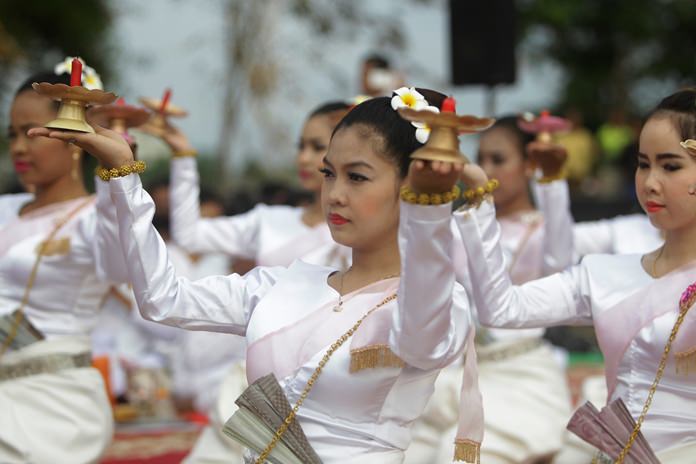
332;267;400;313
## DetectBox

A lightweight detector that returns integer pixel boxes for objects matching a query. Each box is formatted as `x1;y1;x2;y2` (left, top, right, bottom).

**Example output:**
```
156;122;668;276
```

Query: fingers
27;127;52;138
30;129;93;146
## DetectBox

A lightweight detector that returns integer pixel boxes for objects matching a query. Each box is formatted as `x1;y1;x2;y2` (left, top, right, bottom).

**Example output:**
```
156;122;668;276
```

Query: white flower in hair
53;56;103;90
391;87;428;111
54;56;85;76
412;105;440;144
82;65;103;90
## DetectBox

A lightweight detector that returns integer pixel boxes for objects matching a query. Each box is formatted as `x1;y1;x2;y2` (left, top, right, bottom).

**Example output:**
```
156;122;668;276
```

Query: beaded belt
477;338;544;363
0;352;92;382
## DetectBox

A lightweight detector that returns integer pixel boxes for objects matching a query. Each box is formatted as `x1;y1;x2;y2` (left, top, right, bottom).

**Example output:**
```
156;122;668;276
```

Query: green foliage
0;0;114;86
518;0;696;125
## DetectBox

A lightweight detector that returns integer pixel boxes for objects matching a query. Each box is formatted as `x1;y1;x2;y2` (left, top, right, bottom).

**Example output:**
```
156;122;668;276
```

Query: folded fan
567;399;660;464
223;374;322;464
0;310;45;350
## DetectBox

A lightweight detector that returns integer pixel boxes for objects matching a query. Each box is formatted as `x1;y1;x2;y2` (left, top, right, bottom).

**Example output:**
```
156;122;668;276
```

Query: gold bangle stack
96;160;147;181
537;171;566;184
463;179;499;205
400;185;461;205
172;148;198;158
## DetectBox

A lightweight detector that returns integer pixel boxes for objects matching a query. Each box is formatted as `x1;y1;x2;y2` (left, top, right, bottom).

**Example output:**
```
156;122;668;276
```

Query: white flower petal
415;127;430;144
391;95;406;110
393;87;411;97
409;87;425;101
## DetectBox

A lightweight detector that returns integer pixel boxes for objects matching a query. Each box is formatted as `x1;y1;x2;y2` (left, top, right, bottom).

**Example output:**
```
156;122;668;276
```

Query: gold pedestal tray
398;107;495;163
518;111;571;143
89;101;150;134
33;83;118;133
139;96;188;136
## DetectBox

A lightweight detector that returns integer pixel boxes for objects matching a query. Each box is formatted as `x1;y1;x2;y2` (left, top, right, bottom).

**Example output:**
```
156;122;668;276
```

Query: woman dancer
455;89;696;461
1;66;125;462
407;117;574;464
143;100;354;462
31;89;480;463
152;101;354;270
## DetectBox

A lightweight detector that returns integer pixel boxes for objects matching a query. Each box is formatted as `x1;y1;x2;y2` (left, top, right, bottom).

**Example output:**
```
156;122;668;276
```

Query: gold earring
71;150;81;181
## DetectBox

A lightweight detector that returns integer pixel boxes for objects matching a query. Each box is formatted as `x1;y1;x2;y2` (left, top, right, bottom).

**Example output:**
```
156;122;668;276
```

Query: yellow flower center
402;93;416;108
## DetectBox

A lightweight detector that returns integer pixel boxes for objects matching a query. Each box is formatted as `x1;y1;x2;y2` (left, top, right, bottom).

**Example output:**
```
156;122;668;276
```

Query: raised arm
170;156;262;257
528;141;574;274
393;201;472;370
29;124;281;334
454;196;592;329
90;177;130;283
109;173;281;333
390;161;472;370
533;179;574;273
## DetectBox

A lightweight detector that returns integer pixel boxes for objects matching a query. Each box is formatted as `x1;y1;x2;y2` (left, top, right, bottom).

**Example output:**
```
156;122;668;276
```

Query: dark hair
308;101;352;128
484;115;535;159
14;72;71;111
333;88;446;177
15;71;71;95
648;88;696;141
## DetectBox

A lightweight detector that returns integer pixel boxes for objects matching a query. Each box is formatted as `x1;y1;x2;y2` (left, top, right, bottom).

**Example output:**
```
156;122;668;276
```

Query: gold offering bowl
33;83;118;133
139;97;188;135
398;107;495;163
88;104;150;133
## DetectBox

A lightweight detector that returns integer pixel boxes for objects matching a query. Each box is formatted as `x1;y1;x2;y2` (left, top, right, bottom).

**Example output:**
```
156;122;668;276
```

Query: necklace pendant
333;302;344;312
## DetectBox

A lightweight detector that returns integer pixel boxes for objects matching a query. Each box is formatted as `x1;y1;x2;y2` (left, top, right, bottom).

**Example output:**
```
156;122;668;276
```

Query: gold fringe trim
453;439;480;463
349;344;404;373
675;346;696;375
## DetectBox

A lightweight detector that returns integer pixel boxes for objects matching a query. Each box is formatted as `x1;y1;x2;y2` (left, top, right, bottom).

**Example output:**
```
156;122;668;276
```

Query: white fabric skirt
0;337;113;464
184;361;247;464
406;341;572;464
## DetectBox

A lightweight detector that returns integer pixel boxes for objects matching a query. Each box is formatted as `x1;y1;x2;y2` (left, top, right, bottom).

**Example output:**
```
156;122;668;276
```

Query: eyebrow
322;157;375;170
637;152;684;160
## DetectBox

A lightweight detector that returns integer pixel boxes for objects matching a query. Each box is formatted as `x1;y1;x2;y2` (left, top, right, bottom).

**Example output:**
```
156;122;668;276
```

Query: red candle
70;58;82;87
159;88;172;113
441;96;456;113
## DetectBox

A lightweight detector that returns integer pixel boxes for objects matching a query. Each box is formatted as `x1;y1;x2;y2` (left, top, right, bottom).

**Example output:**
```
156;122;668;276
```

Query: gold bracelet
96;160;147;181
463;179;499;205
537;171;566;184
172;149;198;158
400;185;461;205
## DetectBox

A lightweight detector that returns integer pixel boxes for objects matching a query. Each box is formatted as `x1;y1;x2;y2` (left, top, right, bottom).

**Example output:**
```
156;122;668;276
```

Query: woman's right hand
526;141;567;177
28;124;134;169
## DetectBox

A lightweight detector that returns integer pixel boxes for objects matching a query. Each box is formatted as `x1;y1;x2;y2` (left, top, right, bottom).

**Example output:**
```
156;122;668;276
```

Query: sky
88;1;563;171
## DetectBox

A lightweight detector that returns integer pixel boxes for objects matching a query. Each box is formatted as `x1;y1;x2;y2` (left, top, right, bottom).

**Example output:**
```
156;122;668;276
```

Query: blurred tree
217;0;435;183
0;0;114;91
518;0;696;126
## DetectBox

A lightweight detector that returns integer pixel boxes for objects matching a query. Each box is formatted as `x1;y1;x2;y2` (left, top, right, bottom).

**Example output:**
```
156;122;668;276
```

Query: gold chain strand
255;293;397;464
0;197;93;360
615;295;695;463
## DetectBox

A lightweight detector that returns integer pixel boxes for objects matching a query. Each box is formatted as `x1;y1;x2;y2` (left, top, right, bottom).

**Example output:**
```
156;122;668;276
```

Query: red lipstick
645;201;664;213
328;213;349;225
13;160;31;173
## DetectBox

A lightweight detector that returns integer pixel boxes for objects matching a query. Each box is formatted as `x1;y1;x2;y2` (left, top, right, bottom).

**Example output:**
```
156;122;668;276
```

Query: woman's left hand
406;159;463;194
28;124;135;169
